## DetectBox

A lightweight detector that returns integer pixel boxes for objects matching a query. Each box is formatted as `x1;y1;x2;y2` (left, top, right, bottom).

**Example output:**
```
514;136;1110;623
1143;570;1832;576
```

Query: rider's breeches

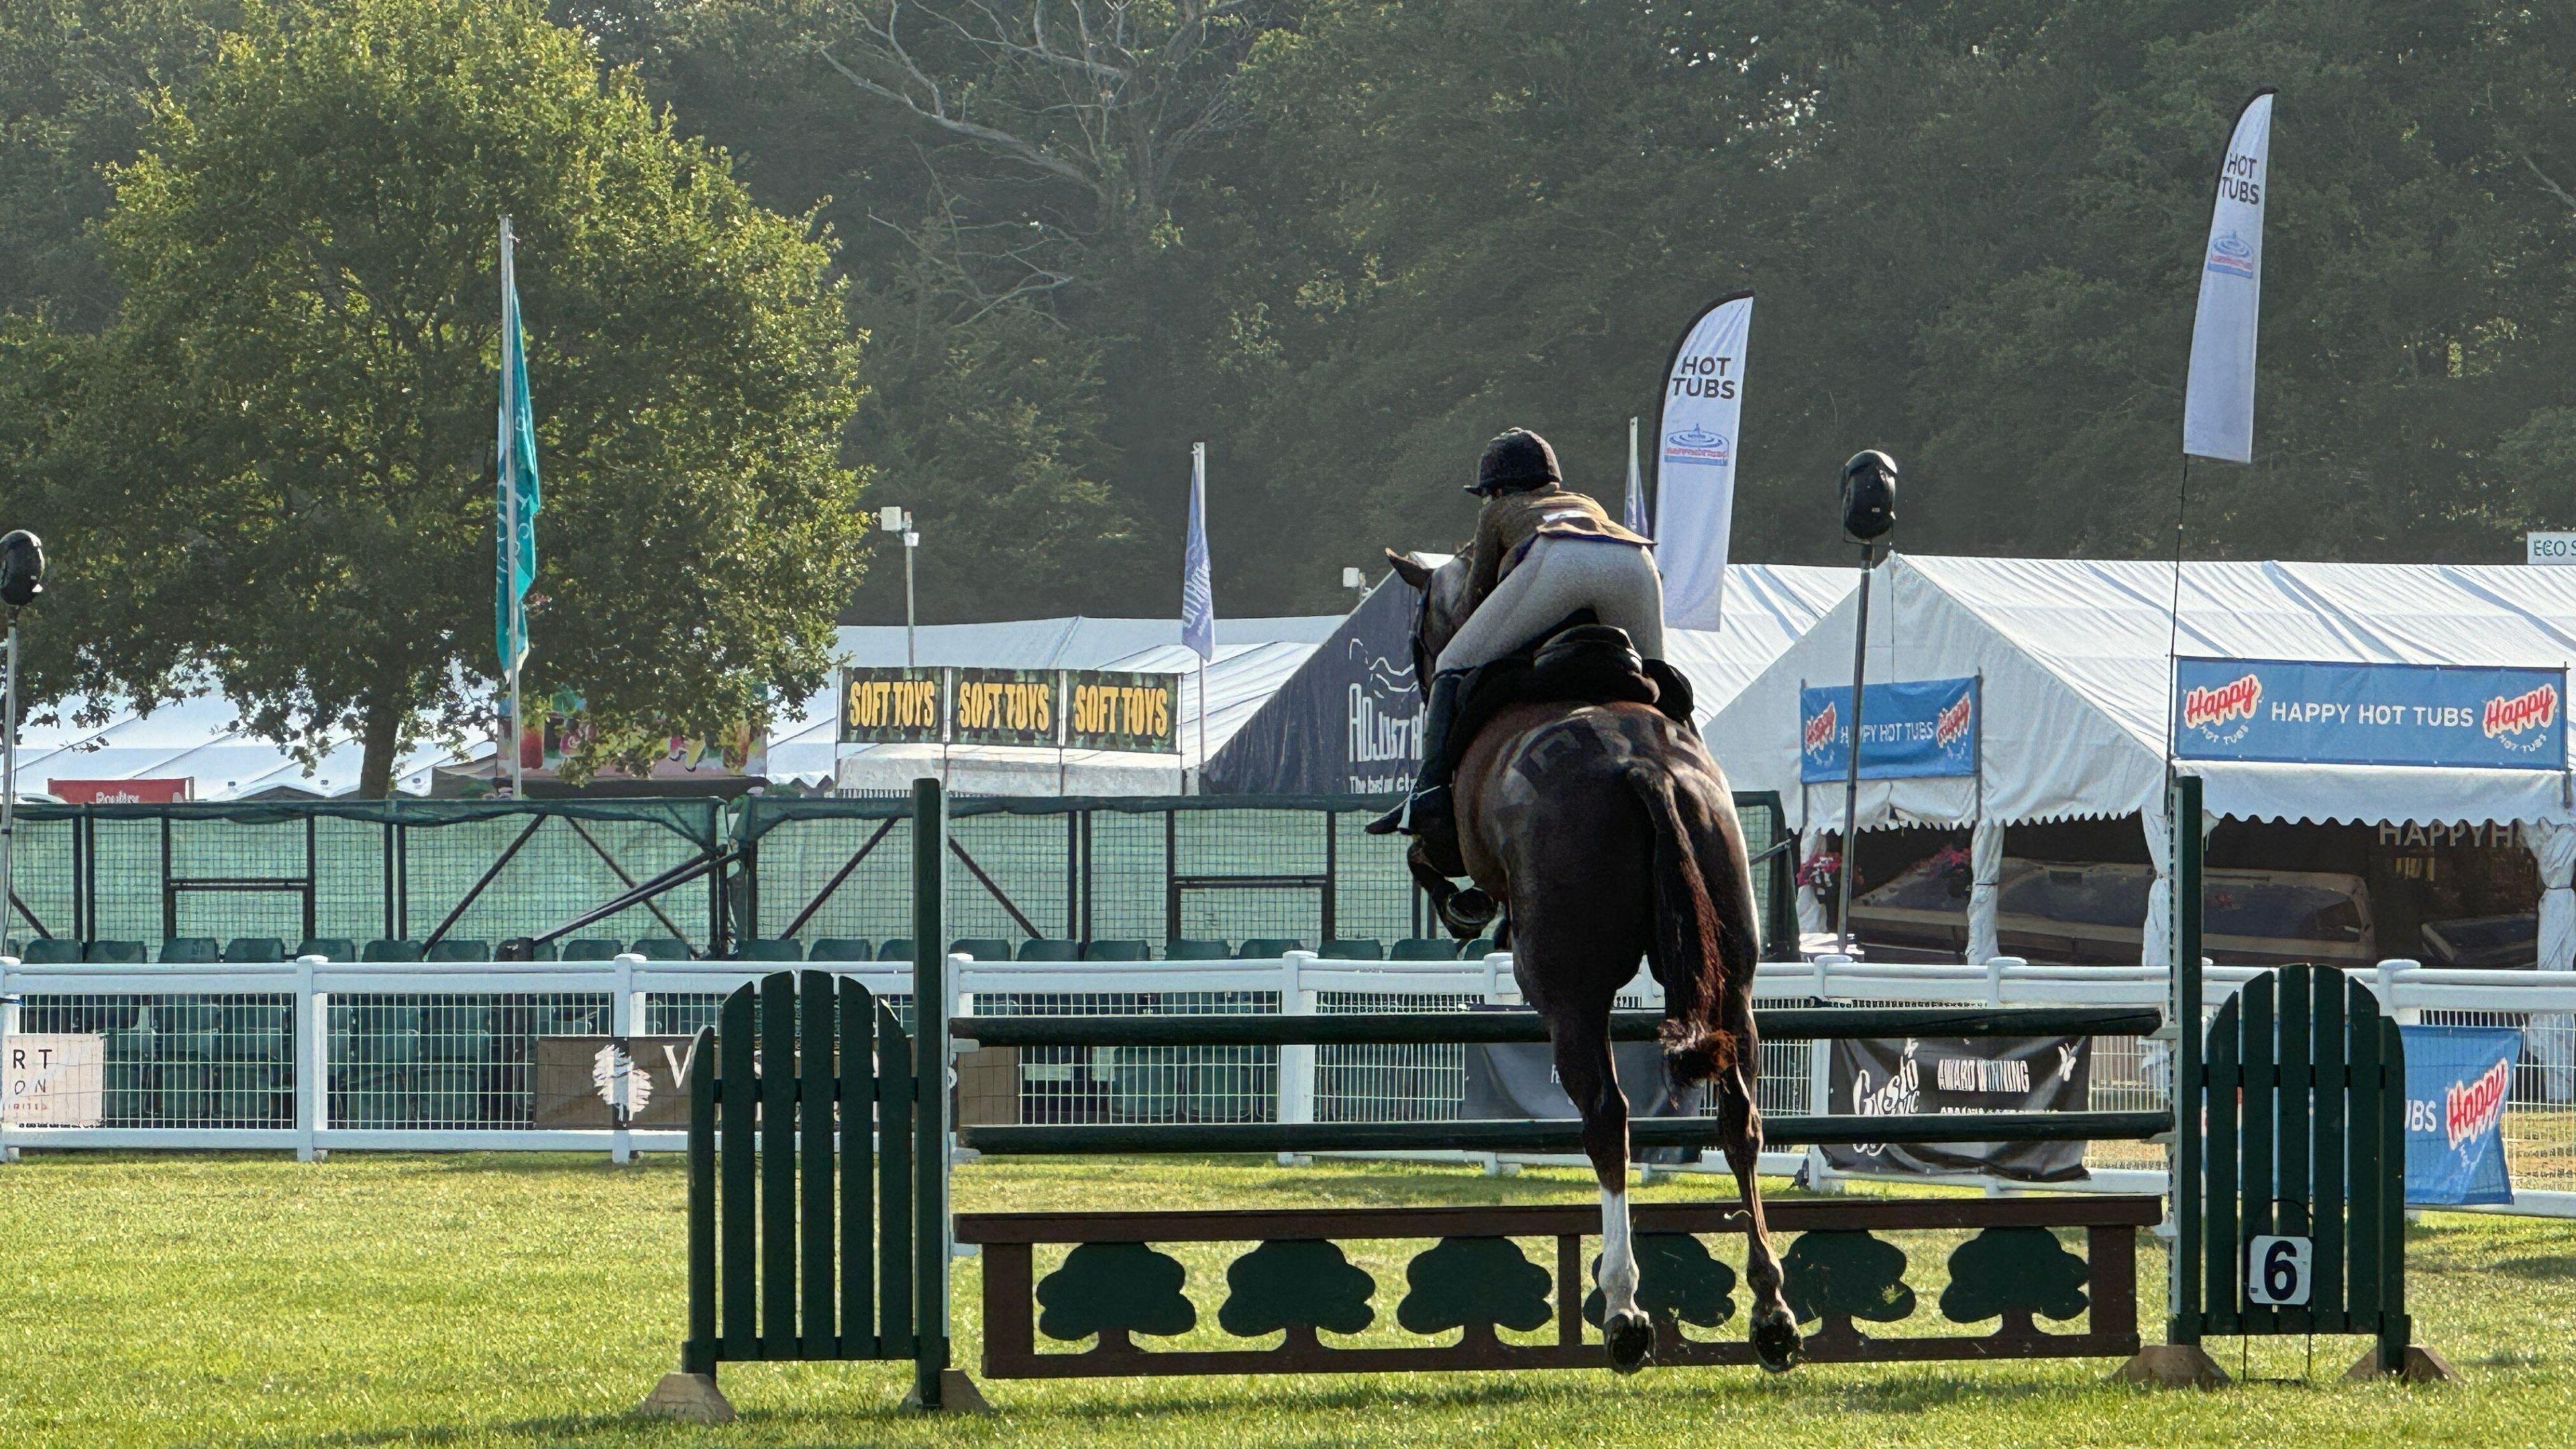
1436;535;1666;672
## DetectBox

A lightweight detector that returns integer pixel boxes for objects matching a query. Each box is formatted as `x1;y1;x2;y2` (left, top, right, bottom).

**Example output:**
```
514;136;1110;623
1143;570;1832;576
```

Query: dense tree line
1;0;2571;787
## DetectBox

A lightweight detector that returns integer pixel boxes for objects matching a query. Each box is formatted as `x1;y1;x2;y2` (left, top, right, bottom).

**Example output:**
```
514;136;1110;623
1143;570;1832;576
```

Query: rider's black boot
1366;669;1468;836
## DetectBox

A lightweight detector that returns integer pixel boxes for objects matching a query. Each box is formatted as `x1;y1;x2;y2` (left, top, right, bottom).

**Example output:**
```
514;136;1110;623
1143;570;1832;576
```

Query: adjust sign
2172;659;2567;769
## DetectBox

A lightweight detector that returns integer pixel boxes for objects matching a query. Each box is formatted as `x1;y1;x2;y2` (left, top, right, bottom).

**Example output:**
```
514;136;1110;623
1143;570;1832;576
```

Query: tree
1395;1236;1551;1346
1036;1240;1197;1349
0;0;231;330
1940;1225;2089;1337
1584;1232;1736;1336
11;0;865;794
1780;1230;1915;1343
1217;1238;1374;1348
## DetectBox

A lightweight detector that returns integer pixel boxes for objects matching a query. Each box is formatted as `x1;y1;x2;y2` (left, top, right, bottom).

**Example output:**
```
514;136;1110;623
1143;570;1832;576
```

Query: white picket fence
4;953;2571;1216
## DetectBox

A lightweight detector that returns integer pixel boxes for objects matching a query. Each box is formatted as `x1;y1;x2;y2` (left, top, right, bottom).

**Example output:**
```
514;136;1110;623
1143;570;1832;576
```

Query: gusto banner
1799;676;1978;784
2402;1025;2520;1207
2172;658;2567;769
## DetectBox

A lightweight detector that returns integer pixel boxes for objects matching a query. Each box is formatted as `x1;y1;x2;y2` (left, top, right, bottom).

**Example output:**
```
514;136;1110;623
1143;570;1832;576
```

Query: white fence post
610;956;636;1165
293;957;321;1162
1804;953;1850;1194
302;964;330;1161
0;956;18;1163
1277;951;1317;1165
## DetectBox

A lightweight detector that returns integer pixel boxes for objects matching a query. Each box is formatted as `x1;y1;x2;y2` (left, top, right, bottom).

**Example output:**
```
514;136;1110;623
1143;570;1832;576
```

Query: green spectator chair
1321;938;1385;961
877;938;913;963
419;1000;496;1067
559;938;625;961
733;938;805;963
416;1063;484;1126
362;939;425;963
158;1063;220;1124
19;938;81;965
104;1014;153;1122
158;937;221;964
84;939;148;963
951;938;1014;962
294;937;357;962
536;1002;607;1036
1464;937;1498;957
1082;939;1153;961
1237;938;1305;959
631;936;693;961
523;938;559;961
1016;939;1081;962
424;938;490;963
160;998;225;1061
1390;937;1461;961
1165;938;1231;960
345;999;424;1066
222;937;286;964
808;938;874;962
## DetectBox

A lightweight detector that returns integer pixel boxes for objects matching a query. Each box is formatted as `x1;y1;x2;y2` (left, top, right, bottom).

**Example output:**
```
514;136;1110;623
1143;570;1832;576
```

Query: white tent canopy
1711;554;2576;965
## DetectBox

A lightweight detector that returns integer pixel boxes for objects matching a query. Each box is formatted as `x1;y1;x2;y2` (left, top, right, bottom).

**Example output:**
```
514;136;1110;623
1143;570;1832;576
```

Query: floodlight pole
1;611;18;950
1833;542;1880;954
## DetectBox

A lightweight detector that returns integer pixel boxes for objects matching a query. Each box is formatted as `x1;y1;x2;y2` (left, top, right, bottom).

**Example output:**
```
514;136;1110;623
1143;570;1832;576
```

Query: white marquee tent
1708;553;2576;975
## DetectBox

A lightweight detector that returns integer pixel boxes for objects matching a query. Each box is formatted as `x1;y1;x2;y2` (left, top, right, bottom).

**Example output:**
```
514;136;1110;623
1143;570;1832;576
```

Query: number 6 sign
2245;1234;2314;1307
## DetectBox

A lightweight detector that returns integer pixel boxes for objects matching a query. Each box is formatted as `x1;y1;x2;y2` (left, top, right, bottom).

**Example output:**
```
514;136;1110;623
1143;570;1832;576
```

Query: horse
1385;547;1801;1375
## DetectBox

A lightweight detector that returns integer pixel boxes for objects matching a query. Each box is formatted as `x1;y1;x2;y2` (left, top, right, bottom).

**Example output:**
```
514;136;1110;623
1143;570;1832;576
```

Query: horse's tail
1623;763;1737;1087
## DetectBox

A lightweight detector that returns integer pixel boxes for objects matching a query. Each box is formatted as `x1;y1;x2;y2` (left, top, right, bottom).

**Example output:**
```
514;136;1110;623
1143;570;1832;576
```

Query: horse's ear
1383;549;1435;591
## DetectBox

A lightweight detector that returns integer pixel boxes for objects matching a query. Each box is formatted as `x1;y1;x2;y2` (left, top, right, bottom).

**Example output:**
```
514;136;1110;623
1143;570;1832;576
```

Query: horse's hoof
1605;1309;1655;1375
1750;1308;1803;1373
1441;887;1497;936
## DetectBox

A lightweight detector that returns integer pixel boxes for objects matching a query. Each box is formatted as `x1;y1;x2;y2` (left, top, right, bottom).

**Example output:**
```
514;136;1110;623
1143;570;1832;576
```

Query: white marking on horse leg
1600;1186;1641;1320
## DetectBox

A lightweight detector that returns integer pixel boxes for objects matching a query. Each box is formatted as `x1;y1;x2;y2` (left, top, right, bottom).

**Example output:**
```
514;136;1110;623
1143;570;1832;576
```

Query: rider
1367;427;1662;838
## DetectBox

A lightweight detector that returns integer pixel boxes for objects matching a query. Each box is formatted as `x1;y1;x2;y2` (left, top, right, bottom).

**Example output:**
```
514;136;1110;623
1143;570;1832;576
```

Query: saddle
1449;619;1697;770
1415;619;1698;885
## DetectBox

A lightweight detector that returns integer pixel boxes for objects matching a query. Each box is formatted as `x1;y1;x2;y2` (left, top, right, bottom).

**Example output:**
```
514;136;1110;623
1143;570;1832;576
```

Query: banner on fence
1821;1034;2091;1182
1065;670;1180;753
1799;677;1978;783
2402;1024;2520;1207
1462;1040;1701;1165
4;1033;103;1126
839;667;946;745
532;1035;700;1129
2172;658;2567;769
951;668;1059;747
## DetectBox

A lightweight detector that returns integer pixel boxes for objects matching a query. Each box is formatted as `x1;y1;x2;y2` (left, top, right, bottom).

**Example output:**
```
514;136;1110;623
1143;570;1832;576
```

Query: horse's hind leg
1550;1003;1653;1373
1715;1000;1802;1371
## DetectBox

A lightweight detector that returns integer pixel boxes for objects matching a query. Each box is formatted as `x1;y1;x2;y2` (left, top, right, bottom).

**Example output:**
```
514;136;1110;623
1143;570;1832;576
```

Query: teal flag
495;217;541;673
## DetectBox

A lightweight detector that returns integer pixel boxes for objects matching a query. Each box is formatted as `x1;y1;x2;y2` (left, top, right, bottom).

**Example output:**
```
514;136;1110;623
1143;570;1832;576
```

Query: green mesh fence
5;800;723;961
734;792;1790;959
0;792;1789;964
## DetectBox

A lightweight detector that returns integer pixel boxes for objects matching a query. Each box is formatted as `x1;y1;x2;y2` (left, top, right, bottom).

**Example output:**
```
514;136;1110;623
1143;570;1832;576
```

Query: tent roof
1666;564;1858;712
1711;553;2576;832
832;614;1341;672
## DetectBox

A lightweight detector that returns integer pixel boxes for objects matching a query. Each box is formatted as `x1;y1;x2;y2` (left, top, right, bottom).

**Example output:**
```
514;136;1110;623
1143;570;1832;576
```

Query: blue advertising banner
1799;677;1978;784
2402;1025;2520;1208
2173;658;2566;769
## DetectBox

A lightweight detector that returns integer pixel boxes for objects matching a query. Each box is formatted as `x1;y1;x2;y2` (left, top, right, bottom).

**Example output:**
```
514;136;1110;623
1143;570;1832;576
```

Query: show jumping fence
665;778;2426;1410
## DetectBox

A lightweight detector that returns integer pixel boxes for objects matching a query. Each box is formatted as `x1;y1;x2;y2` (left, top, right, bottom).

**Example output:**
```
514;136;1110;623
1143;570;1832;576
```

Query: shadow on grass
2493;1254;2576;1280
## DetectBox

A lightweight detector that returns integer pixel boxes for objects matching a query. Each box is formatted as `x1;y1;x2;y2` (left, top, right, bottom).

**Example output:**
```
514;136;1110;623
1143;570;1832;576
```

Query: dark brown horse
1387;548;1800;1375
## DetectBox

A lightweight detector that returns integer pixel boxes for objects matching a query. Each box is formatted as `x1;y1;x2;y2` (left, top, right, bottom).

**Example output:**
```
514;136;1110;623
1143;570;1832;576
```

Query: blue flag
1182;442;1214;660
496;217;541;674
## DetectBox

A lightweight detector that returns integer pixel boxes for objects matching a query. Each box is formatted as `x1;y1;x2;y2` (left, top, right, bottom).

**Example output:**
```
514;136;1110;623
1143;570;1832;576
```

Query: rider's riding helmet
1839;449;1898;542
1467;427;1562;496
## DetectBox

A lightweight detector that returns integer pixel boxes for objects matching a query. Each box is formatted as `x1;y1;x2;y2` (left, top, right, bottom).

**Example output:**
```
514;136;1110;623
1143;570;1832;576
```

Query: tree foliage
6;0;865;793
8;0;2576;690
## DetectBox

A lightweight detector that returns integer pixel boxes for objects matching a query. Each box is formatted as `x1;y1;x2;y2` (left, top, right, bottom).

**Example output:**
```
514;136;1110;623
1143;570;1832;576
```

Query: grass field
5;1153;2575;1448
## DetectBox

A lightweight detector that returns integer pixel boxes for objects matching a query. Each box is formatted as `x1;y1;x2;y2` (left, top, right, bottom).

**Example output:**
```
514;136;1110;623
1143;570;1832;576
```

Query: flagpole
501;215;523;799
2163;455;2192;771
1193;442;1210;794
